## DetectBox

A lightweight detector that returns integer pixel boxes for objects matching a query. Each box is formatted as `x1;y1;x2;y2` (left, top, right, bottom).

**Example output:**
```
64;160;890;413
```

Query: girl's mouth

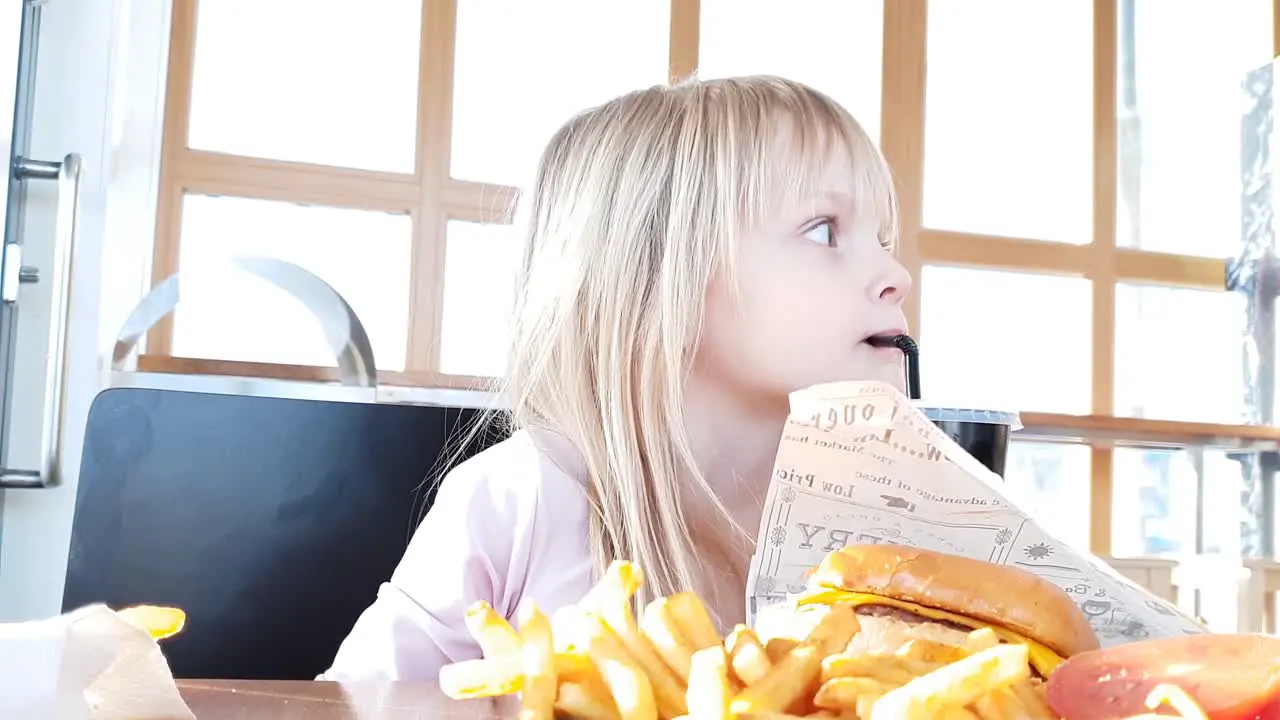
863;333;907;349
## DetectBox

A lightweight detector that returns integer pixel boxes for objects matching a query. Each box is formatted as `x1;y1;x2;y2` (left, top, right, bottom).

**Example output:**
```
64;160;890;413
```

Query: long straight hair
502;76;897;607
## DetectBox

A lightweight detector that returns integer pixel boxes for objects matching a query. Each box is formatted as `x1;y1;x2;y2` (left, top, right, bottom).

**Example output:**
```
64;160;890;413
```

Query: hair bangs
733;80;900;251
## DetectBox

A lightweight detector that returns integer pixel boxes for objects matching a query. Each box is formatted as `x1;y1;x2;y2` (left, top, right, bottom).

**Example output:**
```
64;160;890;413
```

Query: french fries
764;638;799;664
724;625;772;686
729;644;823;716
440;561;1208;720
586;571;688;719
869;644;1030;719
439;651;600;699
467;600;523;657
687;647;734;720
641;597;696;681
117;605;187;640
558;680;623;720
440;656;525;699
519;604;558;720
667;591;723;651
597;656;657;720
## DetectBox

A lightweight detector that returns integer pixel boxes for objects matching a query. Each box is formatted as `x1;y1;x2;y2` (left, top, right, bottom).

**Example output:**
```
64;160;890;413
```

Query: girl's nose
872;256;913;304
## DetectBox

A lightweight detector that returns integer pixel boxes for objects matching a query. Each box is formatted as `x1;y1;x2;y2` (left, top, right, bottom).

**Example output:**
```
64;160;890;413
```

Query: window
1111;446;1254;630
171;195;413;371
188;0;421;172
923;0;1093;243
1115;284;1246;425
148;2;1280;559
1116;0;1274;257
911;1;1275;557
451;1;670;187
698;0;885;142
1111;447;1254;558
1004;441;1092;551
919;266;1091;414
439;220;522;377
1112;447;1199;557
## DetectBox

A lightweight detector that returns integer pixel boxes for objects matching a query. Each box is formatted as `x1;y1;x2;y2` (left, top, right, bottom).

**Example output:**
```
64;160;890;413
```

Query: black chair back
62;386;507;679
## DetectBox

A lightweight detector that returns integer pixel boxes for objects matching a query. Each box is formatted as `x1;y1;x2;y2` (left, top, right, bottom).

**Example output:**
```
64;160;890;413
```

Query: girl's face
696;149;913;402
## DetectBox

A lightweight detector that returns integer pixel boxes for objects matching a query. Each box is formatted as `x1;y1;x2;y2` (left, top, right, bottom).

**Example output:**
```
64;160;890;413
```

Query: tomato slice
1046;634;1280;720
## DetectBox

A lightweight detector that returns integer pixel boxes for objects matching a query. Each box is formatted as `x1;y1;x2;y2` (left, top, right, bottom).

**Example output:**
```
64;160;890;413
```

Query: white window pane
1003;441;1091;552
439;220;522;377
451;2;670;187
1113;446;1259;631
1195;580;1242;634
698;0;884;143
1111;448;1253;555
1111;447;1197;558
1201;453;1248;559
920;266;1092;413
1117;0;1272;257
1198;450;1250;631
172;195;411;371
188;0;420;173
1115;284;1245;425
924;1;1093;243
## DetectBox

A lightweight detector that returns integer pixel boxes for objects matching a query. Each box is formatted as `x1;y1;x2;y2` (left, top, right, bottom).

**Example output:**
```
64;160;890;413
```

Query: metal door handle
0;153;82;488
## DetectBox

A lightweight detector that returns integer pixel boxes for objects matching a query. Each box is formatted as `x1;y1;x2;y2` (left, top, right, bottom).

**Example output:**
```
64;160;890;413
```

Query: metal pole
1231;59;1279;559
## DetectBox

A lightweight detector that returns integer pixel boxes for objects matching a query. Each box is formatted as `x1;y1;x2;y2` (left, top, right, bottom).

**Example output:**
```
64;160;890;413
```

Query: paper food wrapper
0;604;194;719
746;381;1205;647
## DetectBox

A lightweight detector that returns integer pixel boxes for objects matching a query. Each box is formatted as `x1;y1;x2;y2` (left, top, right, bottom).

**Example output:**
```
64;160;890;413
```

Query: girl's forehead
735;112;893;232
762;153;861;213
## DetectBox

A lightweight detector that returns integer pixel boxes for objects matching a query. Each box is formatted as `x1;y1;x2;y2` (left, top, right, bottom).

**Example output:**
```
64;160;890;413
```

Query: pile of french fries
440;561;1064;720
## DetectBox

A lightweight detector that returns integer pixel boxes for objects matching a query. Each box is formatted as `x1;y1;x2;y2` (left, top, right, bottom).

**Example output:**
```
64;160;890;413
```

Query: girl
323;75;911;681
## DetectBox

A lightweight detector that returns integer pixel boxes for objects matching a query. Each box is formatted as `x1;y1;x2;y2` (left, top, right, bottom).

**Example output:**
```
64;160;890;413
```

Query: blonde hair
503;76;897;607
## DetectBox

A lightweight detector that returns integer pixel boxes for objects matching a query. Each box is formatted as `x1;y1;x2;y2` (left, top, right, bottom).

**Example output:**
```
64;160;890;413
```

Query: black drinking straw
894;334;921;400
868;333;921;400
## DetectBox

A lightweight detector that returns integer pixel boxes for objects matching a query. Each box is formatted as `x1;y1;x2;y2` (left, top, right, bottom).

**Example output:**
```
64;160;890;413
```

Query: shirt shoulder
411;427;593;614
323;428;593;681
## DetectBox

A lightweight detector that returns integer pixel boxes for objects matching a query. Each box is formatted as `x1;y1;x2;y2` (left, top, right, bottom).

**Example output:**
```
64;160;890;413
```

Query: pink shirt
322;428;594;681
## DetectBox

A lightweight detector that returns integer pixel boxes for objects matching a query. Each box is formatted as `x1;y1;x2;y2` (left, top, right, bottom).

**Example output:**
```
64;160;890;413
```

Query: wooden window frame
142;0;1280;554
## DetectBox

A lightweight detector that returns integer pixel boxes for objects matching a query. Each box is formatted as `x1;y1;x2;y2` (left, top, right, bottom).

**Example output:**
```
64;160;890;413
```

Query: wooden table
177;679;518;719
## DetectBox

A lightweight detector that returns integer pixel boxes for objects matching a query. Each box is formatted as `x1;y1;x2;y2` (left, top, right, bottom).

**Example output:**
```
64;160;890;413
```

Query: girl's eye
802;220;836;247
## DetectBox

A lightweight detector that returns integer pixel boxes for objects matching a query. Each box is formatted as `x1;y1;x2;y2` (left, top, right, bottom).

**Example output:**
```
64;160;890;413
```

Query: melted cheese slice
796;588;1065;677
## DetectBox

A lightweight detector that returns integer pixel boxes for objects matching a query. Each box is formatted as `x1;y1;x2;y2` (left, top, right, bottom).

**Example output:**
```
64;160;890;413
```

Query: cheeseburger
795;545;1100;677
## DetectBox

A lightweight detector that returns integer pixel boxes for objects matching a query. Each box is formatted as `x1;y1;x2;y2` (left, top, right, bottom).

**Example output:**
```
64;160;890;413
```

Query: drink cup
914;405;1022;478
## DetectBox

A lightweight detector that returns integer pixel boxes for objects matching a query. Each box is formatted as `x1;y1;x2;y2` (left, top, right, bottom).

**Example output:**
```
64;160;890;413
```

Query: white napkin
0;604;195;719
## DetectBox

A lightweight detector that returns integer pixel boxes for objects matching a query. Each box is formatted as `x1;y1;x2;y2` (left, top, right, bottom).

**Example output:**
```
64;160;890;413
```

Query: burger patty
853;604;972;632
849;605;1051;680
